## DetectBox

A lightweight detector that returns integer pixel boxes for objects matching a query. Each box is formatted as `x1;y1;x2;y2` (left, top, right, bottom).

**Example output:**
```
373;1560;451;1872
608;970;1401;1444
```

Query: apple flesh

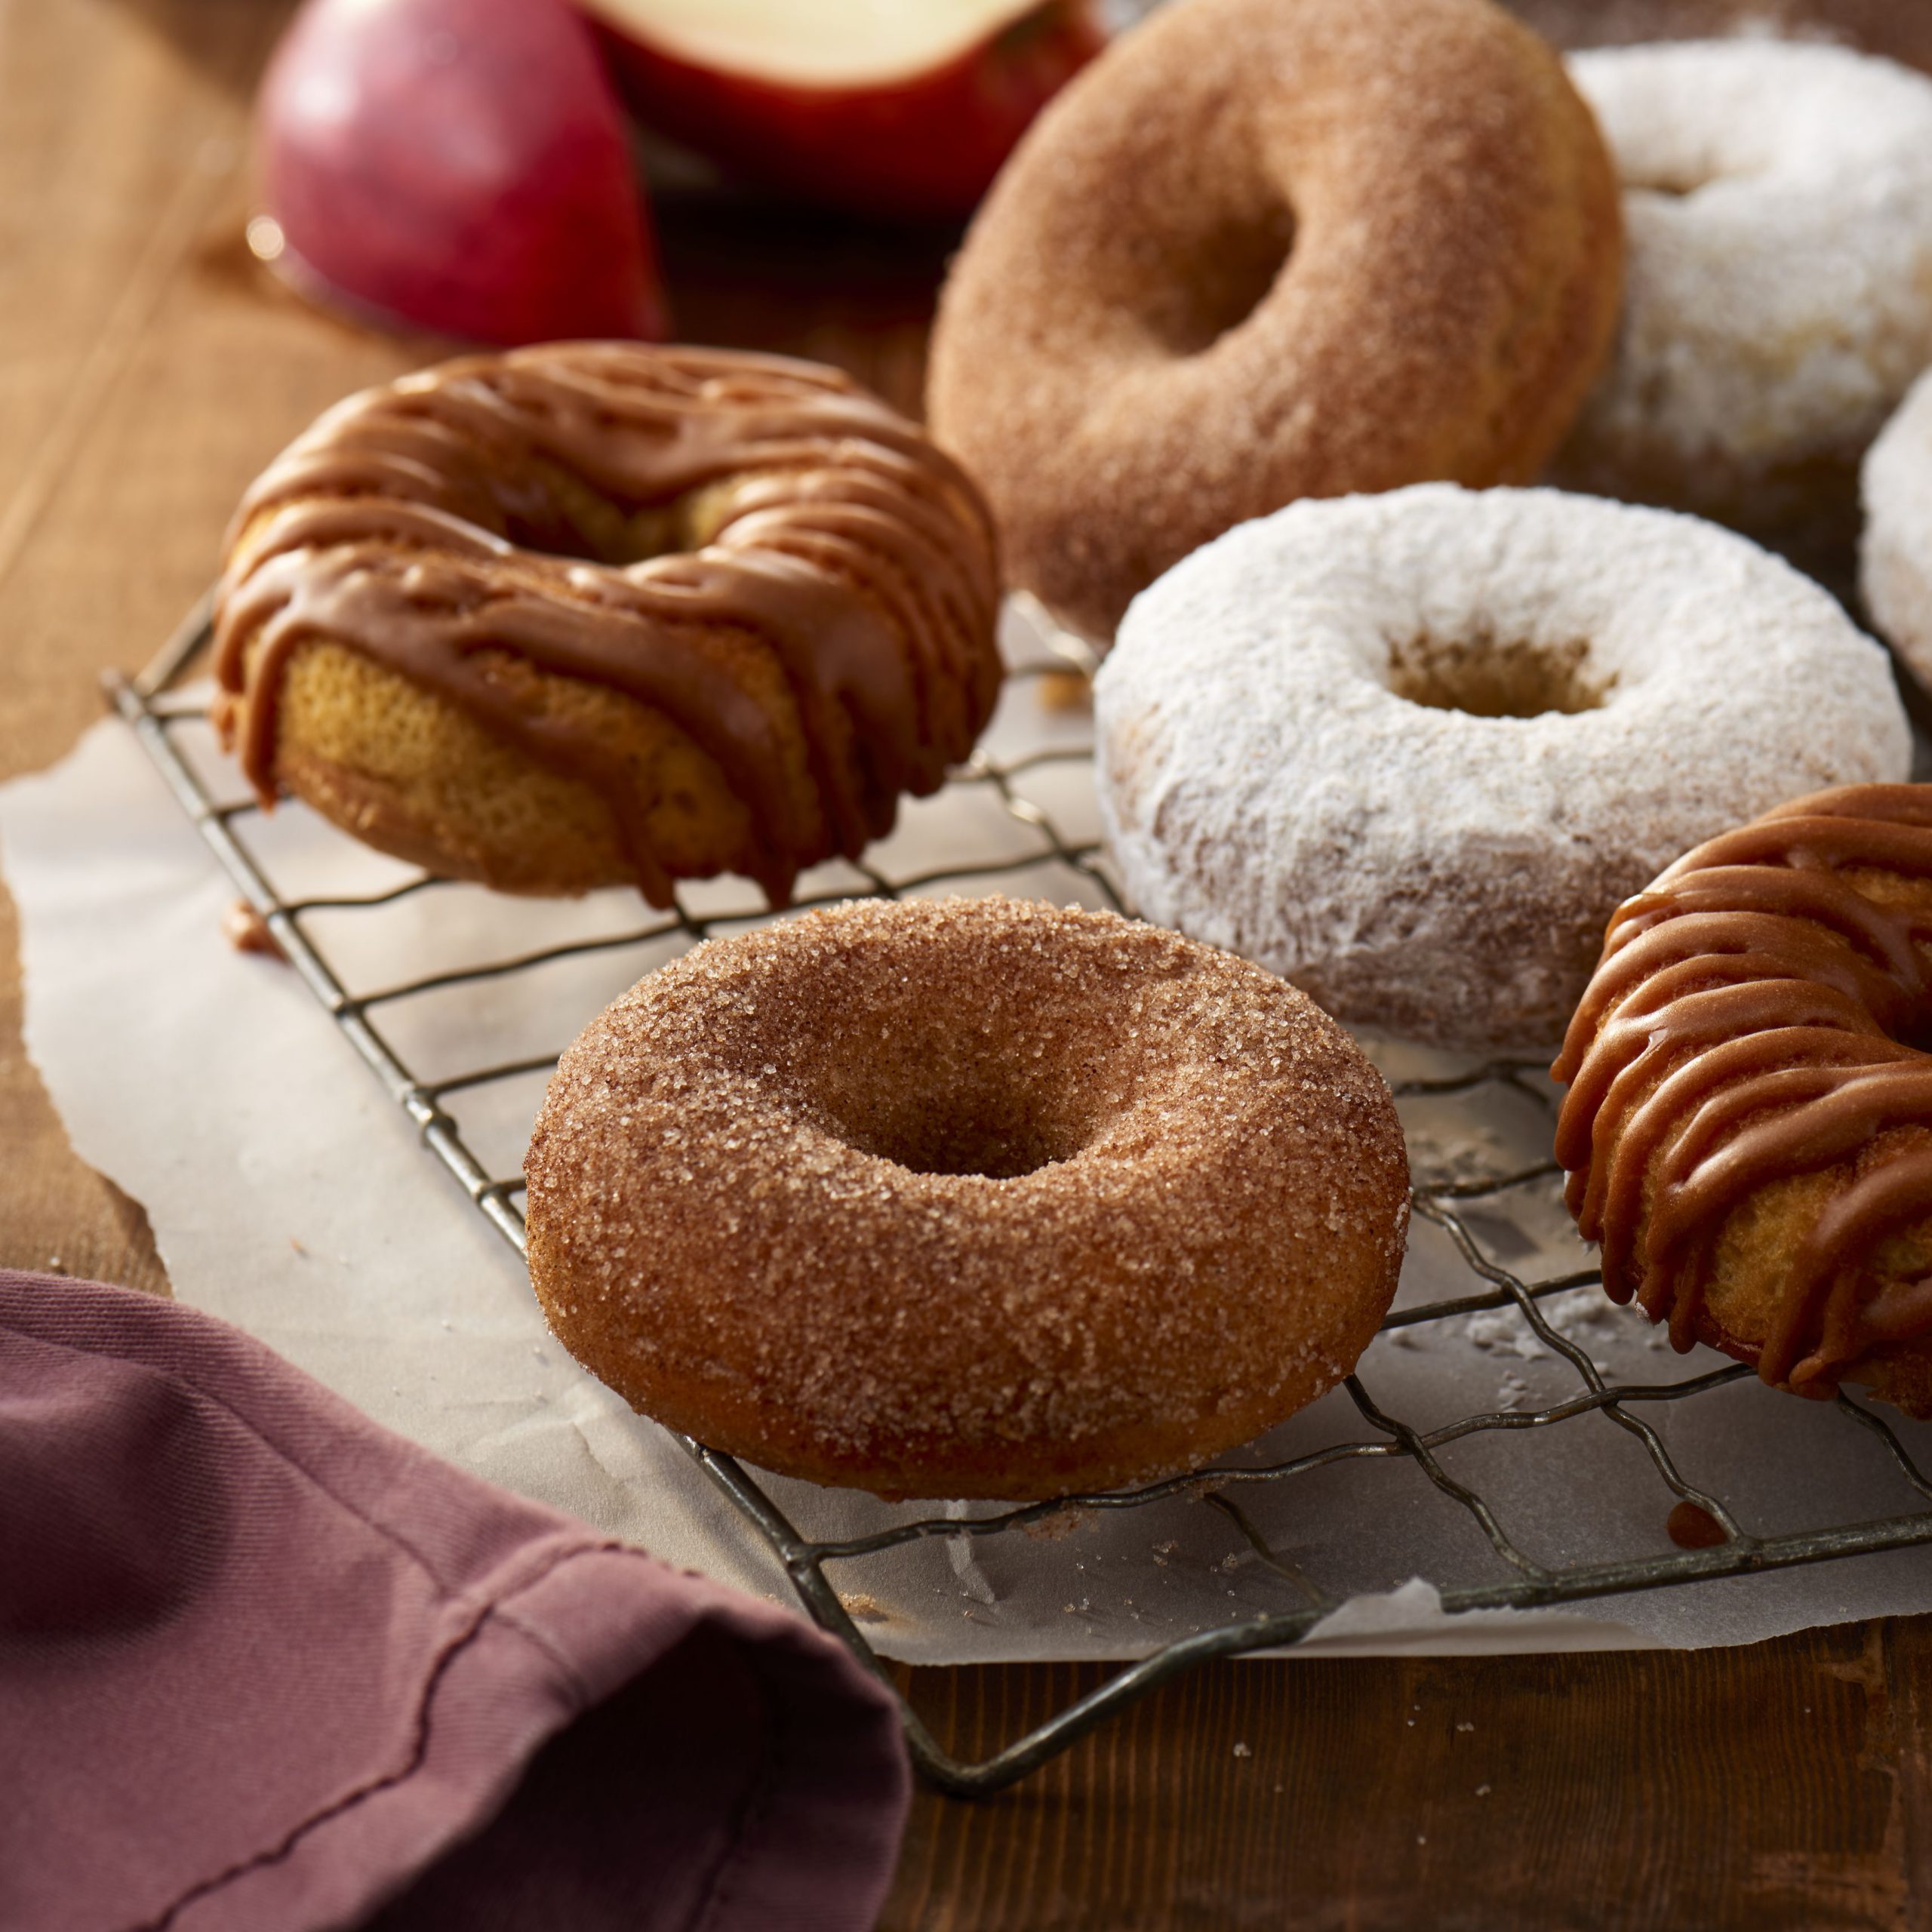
257;0;669;345
581;0;1105;220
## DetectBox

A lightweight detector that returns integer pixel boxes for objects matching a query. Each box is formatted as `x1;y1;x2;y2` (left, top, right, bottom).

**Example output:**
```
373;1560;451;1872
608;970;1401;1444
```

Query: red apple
579;0;1106;221
257;0;669;345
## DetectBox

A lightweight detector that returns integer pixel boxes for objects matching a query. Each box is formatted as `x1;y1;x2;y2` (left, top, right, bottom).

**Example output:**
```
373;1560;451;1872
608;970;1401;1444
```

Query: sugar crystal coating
524;896;1410;1501
926;0;1623;641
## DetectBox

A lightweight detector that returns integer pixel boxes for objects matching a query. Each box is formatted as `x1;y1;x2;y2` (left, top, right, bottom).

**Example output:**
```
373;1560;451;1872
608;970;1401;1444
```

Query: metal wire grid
108;600;1932;1798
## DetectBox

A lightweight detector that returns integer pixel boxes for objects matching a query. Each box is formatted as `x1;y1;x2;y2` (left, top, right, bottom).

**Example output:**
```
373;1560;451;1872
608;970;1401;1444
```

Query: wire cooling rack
109;598;1932;1798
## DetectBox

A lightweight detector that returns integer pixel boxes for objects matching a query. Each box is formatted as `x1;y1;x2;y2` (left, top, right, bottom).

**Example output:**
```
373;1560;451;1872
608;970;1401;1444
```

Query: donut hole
1619;130;1740;202
1386;632;1611;718
844;1103;1072;1180
497;455;746;566
820;1074;1095;1180
1626;164;1723;199
805;1034;1100;1180
1137;207;1296;357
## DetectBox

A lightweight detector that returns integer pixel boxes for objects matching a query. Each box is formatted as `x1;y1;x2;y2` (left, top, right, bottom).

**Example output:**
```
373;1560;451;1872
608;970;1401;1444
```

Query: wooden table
6;4;1930;1924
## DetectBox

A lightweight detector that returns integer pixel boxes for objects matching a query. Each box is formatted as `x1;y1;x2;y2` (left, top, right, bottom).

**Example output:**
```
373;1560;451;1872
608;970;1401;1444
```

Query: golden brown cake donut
214;343;1003;906
1554;786;1932;1414
924;0;1624;643
525;896;1411;1501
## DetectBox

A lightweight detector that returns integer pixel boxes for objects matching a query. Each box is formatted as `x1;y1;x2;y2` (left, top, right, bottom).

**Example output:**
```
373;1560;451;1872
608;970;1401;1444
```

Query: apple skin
588;1;1106;221
257;0;669;345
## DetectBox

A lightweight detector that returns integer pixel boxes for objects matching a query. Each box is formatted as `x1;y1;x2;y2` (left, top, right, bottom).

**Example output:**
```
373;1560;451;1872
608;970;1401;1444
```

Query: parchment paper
8;605;1932;1662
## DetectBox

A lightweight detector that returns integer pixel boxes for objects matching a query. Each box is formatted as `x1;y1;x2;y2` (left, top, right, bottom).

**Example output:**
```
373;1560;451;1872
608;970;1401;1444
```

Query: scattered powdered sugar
1863;369;1932;688
1542;1286;1670;1355
1542;1287;1664;1371
1463;1309;1549;1363
1094;485;1909;1054
1454;1287;1668;1381
1553;40;1932;530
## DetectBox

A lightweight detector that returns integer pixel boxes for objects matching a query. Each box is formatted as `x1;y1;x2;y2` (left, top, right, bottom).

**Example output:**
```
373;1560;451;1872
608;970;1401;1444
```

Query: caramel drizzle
1552;784;1932;1395
212;344;1002;907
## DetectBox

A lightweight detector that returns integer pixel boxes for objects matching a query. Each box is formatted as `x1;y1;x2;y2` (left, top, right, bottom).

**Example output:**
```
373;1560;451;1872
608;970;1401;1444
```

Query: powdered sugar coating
1550;41;1932;548
1094;485;1910;1053
524;896;1409;1501
1863;369;1932;689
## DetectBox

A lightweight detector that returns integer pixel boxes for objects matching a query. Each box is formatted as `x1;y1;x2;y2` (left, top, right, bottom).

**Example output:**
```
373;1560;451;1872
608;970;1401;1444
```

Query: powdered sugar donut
1548;41;1932;566
1863;369;1932;689
1094;485;1911;1053
1506;0;1932;75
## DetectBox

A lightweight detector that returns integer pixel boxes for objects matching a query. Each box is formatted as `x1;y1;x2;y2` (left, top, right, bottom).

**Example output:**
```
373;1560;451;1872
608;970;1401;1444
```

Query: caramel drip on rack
1552;785;1932;1395
211;344;1003;907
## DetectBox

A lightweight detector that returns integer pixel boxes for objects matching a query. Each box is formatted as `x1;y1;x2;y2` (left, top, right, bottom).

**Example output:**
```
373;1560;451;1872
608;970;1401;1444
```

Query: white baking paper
8;605;1932;1662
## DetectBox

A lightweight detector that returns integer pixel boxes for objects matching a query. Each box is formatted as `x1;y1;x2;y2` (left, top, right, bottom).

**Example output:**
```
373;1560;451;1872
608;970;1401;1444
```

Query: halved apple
580;0;1106;220
257;0;669;345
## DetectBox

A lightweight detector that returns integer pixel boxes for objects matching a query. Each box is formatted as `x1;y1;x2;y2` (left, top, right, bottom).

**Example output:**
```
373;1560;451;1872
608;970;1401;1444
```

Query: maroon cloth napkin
0;1270;910;1932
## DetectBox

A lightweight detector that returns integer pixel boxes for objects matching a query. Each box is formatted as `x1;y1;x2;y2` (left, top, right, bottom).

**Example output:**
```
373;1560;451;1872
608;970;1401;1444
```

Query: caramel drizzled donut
214;344;1003;906
926;0;1623;642
1554;786;1932;1412
525;897;1410;1501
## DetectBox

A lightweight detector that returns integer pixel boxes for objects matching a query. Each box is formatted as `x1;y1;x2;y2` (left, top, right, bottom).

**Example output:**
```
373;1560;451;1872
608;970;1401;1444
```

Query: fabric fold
0;1271;909;1932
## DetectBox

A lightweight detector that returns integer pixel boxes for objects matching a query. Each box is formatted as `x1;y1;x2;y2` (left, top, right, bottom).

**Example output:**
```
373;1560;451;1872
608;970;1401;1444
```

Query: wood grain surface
7;3;1932;1926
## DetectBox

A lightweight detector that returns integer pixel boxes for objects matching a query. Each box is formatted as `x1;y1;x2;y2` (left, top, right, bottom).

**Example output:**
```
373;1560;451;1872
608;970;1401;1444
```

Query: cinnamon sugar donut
1547;41;1932;567
214;344;1002;907
925;0;1623;642
1863;369;1932;691
1095;485;1911;1053
524;897;1410;1501
1555;786;1932;1414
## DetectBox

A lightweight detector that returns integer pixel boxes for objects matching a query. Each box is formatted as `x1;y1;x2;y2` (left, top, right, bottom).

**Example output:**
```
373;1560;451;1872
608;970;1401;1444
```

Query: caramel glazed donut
1863;368;1932;694
925;0;1624;643
1547;40;1932;564
1094;485;1910;1054
213;344;1003;907
525;898;1410;1502
1555;788;1932;1416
